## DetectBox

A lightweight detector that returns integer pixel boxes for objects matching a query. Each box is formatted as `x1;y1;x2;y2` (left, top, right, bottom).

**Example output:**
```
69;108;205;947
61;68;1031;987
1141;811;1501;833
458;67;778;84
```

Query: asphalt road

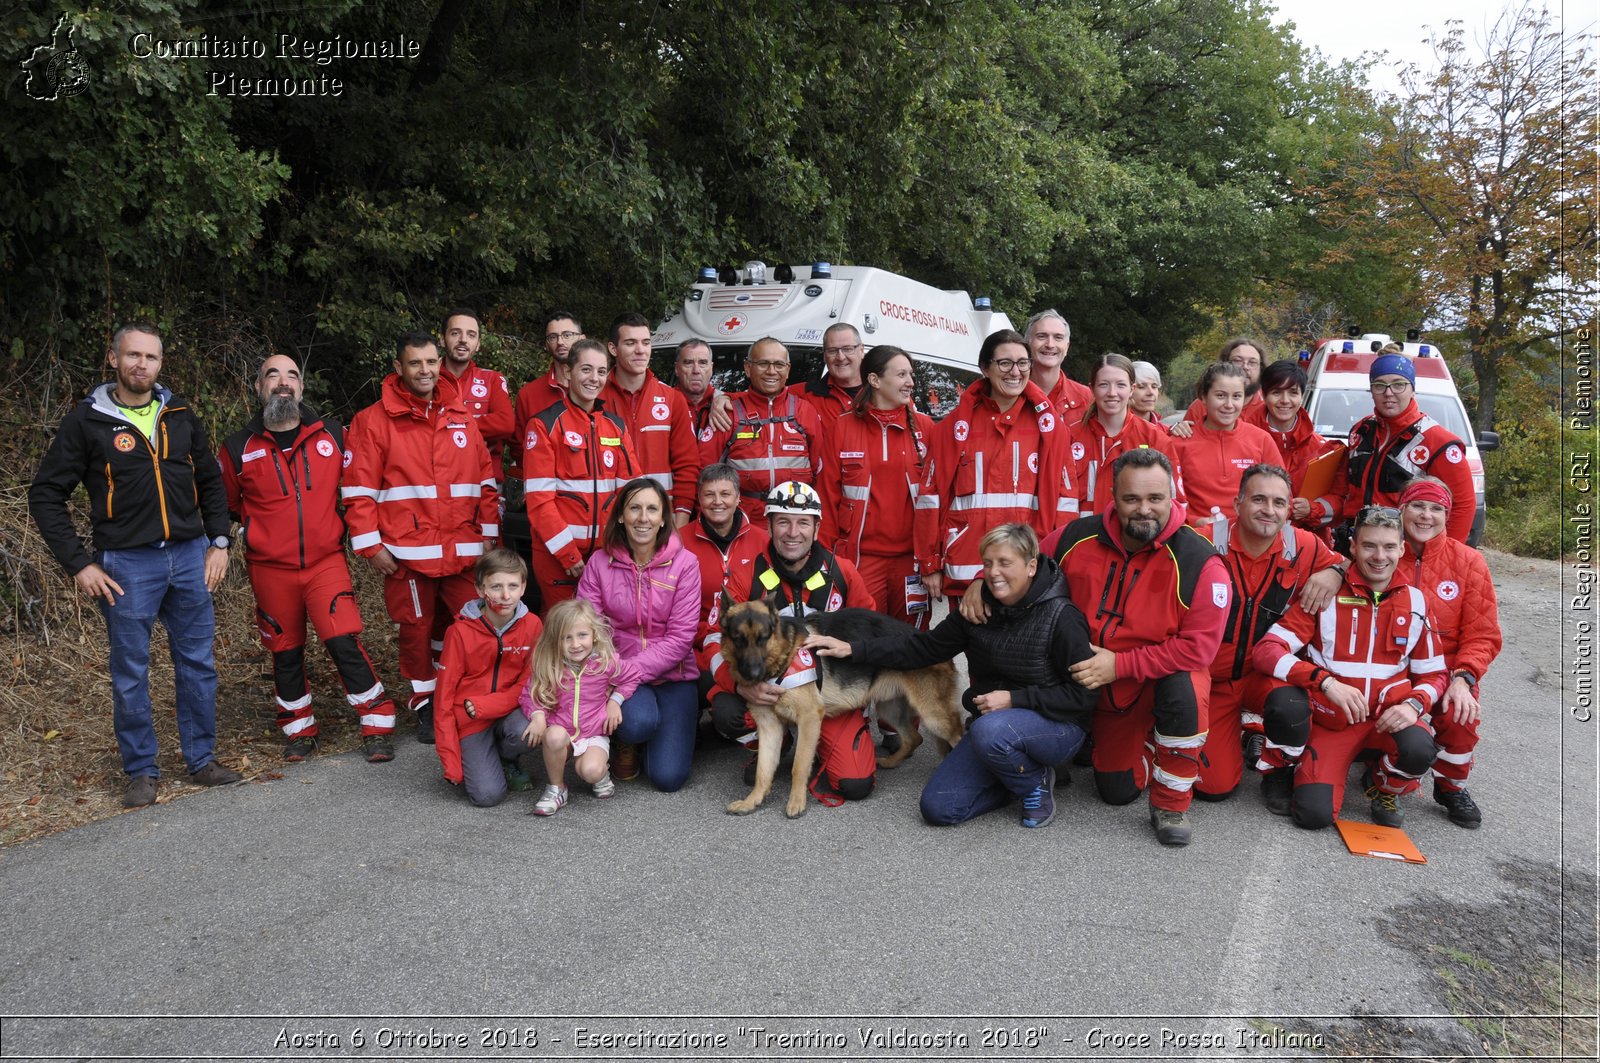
0;550;1593;1063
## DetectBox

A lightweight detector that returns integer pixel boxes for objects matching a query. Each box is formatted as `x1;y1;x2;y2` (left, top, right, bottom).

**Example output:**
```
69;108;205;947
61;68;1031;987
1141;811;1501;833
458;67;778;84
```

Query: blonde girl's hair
528;599;619;711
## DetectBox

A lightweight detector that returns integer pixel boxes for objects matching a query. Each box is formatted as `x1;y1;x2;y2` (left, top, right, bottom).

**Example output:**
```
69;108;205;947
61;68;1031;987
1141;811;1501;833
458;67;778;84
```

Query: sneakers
189;761;242;787
411;697;435;745
362;735;395;763
1364;772;1405;828
531;784;568;816
1020;767;1056;828
613;742;640;781
1433;783;1482;829
503;759;534;793
1150;807;1193;846
123;775;158;808
1261;767;1294;816
592;772;616;799
283;735;318;762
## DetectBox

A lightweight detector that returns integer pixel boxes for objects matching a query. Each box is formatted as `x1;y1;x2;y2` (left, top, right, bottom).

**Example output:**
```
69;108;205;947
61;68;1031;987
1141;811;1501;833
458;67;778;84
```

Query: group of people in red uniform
146;306;1502;841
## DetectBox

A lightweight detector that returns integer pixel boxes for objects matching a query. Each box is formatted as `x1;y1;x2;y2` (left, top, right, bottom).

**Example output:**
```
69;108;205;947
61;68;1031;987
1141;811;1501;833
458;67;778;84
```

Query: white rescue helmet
764;480;822;518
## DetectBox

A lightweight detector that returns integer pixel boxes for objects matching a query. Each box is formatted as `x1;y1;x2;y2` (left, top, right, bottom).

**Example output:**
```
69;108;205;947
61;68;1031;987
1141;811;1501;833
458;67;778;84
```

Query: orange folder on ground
1335;818;1427;863
1297;441;1348;501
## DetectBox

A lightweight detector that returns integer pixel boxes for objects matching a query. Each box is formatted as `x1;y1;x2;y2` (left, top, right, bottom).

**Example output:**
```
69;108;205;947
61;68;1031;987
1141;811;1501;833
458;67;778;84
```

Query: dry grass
0;502;407;848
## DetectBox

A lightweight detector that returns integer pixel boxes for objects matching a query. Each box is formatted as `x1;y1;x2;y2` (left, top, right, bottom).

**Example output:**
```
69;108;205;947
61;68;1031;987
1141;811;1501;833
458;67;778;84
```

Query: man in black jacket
29;323;242;808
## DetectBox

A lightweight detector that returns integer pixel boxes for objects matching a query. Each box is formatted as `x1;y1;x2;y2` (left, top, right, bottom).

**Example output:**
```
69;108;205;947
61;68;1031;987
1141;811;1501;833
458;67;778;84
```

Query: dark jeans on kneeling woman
919;707;1085;826
612;680;699;793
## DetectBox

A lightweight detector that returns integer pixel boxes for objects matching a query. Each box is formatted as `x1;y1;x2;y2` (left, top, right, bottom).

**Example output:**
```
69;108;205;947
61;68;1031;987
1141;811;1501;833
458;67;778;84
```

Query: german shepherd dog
718;597;965;818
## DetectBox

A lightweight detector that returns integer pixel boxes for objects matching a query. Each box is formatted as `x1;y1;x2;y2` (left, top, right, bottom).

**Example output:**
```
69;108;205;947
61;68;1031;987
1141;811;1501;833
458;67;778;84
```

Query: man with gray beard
220;355;399;763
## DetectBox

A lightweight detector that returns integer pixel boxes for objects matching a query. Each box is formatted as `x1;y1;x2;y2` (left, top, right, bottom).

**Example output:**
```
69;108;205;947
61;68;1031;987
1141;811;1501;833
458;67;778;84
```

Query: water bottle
1210;506;1228;549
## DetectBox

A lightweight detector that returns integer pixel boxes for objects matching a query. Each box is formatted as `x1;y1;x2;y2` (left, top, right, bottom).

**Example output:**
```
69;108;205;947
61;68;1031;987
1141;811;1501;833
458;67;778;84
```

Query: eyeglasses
822;344;862;357
1355;505;1402;527
992;358;1031;374
545;330;583;343
1369;380;1411;395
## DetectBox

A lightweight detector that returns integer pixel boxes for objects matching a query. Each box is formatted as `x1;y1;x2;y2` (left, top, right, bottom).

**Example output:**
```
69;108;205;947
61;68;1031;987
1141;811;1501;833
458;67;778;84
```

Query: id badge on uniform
904;574;929;615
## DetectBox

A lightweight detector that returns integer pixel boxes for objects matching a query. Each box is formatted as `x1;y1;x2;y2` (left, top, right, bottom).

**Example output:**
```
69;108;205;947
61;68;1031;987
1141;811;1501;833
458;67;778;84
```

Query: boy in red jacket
432;550;544;807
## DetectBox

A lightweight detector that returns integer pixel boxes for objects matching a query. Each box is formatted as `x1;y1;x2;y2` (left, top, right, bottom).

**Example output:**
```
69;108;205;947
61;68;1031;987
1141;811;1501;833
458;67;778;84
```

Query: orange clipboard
1296;441;1348;501
1335;818;1427;863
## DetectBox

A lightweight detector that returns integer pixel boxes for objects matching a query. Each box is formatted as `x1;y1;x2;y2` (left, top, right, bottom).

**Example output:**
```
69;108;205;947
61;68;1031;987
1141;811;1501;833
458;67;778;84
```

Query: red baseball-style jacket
683;512;770;635
601;371;701;520
703;390;824;520
220;406;347;570
1168;419;1279;532
432;600;543;784
1327;399;1475;541
1047;502;1229;701
819;404;935;563
342;374;499;578
521;400;640;570
514;371;566;434
1251;566;1448;729
1403;533;1501;683
1210;524;1342;681
918;379;1072;592
442;361;515;469
788;376;862;433
1241;402;1338;522
1062;412;1179;520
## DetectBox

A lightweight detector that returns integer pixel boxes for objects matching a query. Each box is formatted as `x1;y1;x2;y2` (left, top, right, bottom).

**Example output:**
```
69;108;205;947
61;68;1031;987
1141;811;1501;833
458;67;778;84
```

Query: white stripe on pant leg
1155;729;1207;750
430;639;445;653
1434;749;1473;765
1152;765;1197;791
282;715;317;737
408;579;422;620
360;711;396;729
410;677;436;694
345;682;384;706
1241;711;1263;728
275;693;314;712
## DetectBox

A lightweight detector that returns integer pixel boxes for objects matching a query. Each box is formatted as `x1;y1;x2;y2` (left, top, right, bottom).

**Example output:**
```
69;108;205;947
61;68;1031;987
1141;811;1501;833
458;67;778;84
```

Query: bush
1484;497;1563;559
1481;372;1567;558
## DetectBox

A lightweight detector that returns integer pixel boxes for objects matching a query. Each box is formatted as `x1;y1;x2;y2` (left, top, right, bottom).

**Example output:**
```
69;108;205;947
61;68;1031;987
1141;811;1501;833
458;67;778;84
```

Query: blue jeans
613;680;699;792
919;707;1086;826
98;538;220;778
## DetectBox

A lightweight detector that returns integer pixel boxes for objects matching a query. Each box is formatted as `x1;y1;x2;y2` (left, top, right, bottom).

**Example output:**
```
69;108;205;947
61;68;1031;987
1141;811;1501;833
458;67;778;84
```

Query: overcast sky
1269;0;1595;96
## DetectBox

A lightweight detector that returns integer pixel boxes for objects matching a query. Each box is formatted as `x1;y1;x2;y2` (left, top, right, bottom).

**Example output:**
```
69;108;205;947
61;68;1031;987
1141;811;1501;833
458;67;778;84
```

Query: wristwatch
1453;670;1478;692
210;535;231;550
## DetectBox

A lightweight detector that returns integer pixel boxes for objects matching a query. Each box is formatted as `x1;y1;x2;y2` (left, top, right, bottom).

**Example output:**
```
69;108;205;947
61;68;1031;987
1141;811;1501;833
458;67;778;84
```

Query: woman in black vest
807;523;1095;829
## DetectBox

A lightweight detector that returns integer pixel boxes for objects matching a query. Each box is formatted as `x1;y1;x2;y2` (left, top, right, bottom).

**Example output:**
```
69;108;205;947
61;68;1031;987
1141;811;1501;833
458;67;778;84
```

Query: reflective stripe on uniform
525;476;629;493
388;543;445;561
948;492;1039;512
350;531;382;550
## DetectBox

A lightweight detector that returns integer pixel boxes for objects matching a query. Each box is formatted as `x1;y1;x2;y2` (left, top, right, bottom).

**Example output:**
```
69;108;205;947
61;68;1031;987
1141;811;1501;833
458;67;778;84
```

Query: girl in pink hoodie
519;599;641;816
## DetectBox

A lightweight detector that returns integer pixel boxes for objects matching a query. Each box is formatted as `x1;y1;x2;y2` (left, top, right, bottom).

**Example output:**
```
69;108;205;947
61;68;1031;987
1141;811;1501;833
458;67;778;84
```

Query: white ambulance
650;261;1014;417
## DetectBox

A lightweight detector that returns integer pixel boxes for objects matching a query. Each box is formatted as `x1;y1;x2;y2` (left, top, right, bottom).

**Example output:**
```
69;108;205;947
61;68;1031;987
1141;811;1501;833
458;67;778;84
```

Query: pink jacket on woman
577;532;702;684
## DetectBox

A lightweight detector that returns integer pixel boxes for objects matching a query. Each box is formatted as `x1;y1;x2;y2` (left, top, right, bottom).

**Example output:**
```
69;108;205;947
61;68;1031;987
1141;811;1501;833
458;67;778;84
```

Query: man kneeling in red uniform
1252;506;1447;829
